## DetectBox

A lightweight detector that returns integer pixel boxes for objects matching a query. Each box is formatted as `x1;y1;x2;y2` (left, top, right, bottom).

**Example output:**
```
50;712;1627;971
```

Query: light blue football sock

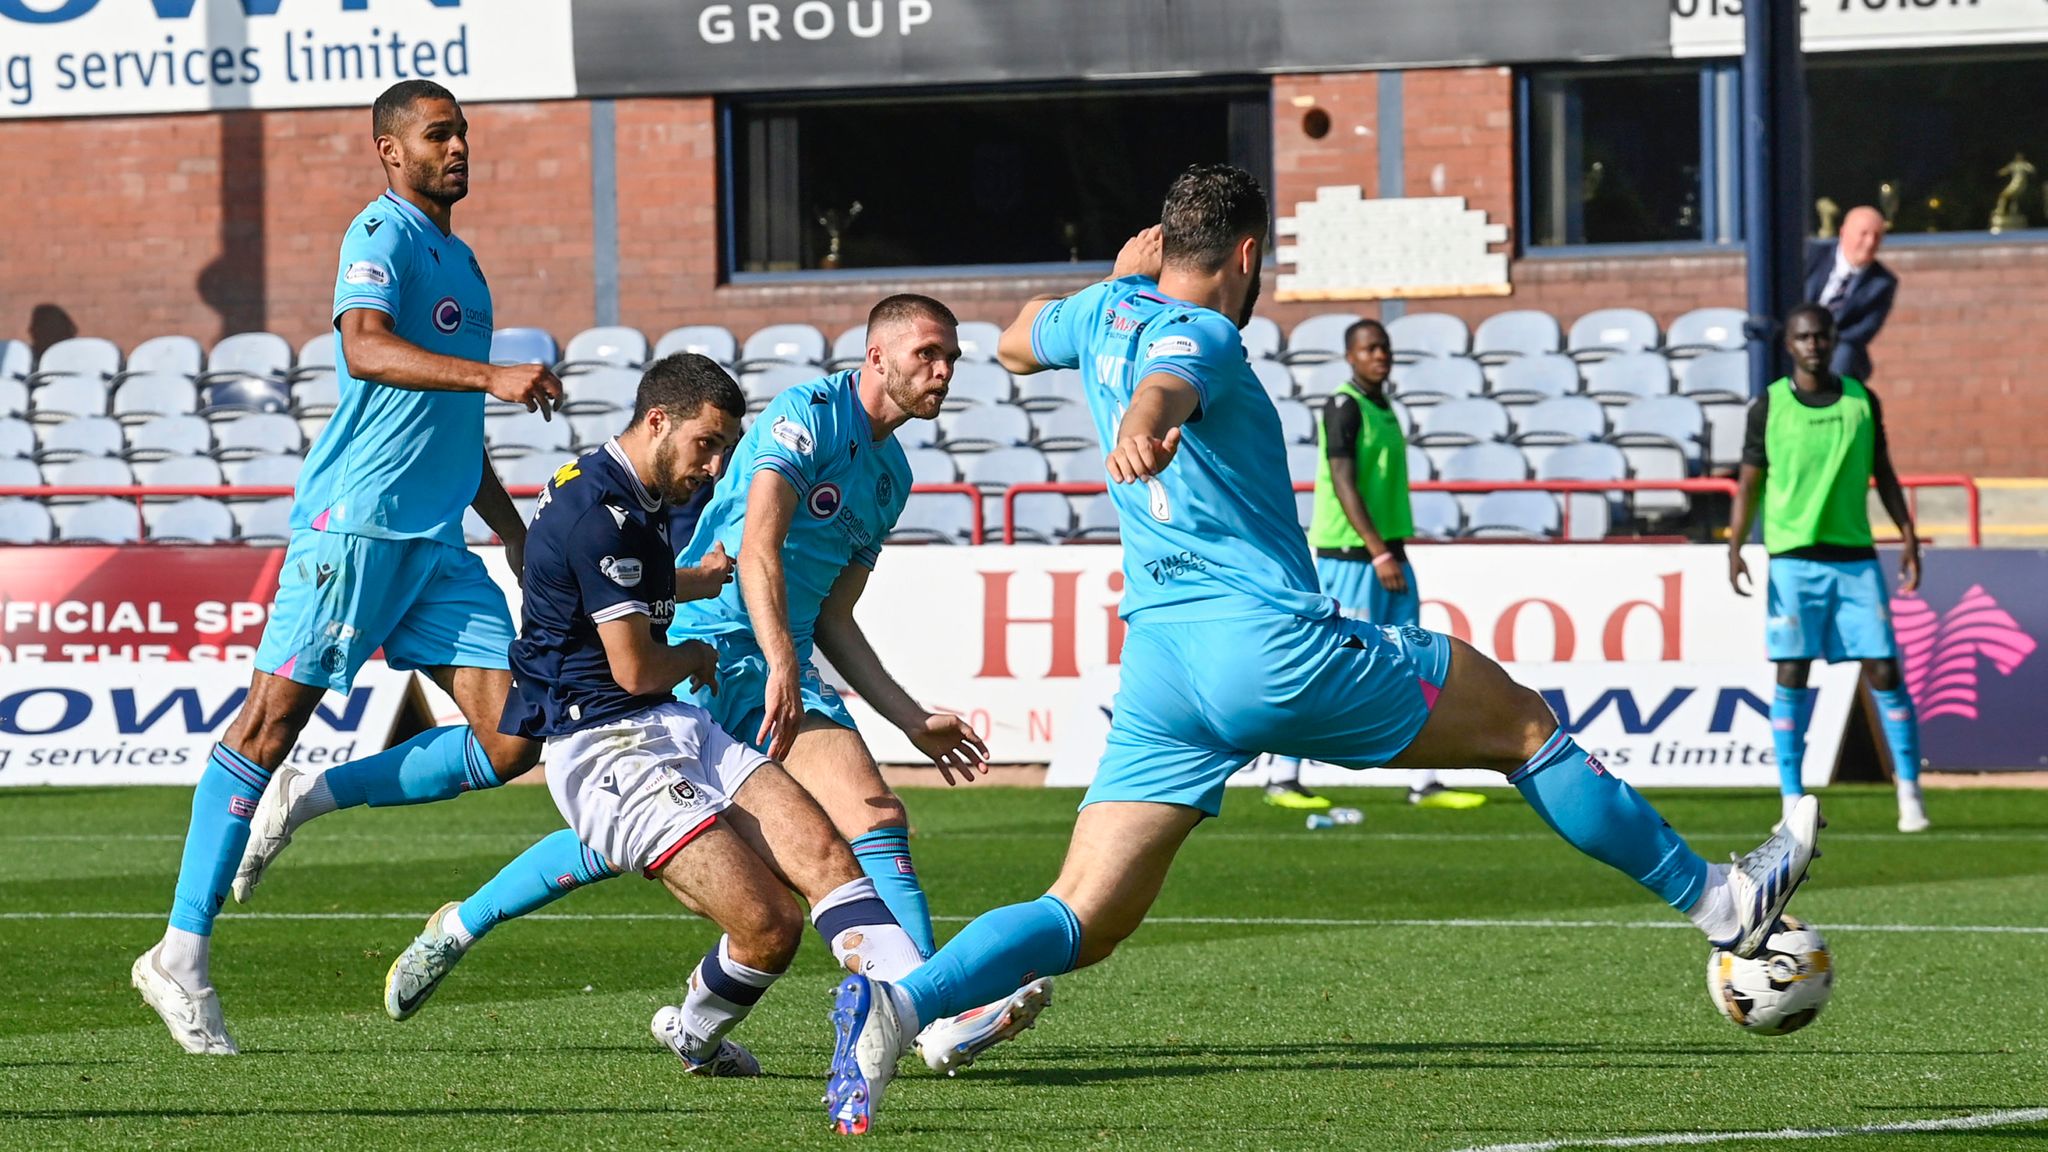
316;726;499;810
894;894;1080;1028
168;744;273;936
1510;730;1710;912
1770;686;1818;797
455;829;617;941
1872;687;1922;784
848;828;935;957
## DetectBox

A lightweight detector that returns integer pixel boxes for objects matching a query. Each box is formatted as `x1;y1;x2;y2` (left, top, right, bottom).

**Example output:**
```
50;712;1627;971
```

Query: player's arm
561;508;716;696
1726;397;1769;597
336;309;562;415
814;564;988;784
736;471;805;759
1866;389;1921;593
996;227;1162;375
596;616;718;697
1106;372;1199;484
674;541;733;603
470;448;528;578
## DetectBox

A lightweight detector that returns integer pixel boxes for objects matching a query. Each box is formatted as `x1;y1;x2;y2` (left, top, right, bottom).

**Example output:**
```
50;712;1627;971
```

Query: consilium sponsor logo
696;0;933;44
1893;587;2037;722
432;296;463;334
807;482;843;519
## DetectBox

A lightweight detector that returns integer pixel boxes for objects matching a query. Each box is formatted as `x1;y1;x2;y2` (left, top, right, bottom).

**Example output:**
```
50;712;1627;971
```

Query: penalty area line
1453;1106;2048;1151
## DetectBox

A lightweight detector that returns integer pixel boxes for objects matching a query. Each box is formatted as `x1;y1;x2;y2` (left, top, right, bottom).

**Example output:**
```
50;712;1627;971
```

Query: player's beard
885;364;946;421
1236;262;1263;329
650;435;693;504
406;155;469;206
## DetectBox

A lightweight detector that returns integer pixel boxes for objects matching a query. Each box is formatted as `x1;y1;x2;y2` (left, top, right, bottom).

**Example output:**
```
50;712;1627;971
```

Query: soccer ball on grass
1707;915;1833;1035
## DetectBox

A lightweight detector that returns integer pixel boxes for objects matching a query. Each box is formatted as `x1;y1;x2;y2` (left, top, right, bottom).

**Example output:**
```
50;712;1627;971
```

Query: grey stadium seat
955;321;1005;363
1032;404;1097;452
234;497;293;544
1015;369;1084;412
743;364;817;410
202;332;292;384
1296;489;1315;531
1286;443;1319;485
1539;440;1628;541
1281;313;1361;364
223;453;303;491
292;373;341;417
294;334;338;378
889;492;976;544
1297;359;1352;401
1394;356;1484;406
1055;450;1106;484
1511;396;1606;474
1680;350;1749;401
490;327;560;367
561;366;640;415
55;498;141;544
0;418;35;459
1387;312;1471;361
37;416;124;462
1567;308;1660;361
112;374;199;423
126;414;212;461
1666;307;1748;357
1273;399;1314;445
147;497;236;544
1406;442;1434;482
27;337;120;387
1071;494;1121;542
0;457;40;488
1005;492;1075;544
1242;316;1283;361
134;454;225;492
965;446;1051;493
1614;394;1706;469
905;447;958;485
1610;396;1705;521
1246;360;1292;403
0;499;53;543
214;413;304;461
1472;310;1561;362
118;335;203;383
1584;352;1672;404
740;323;826;370
828;326;869;370
942;403;1032;452
1490;353;1580;405
496;454;570;490
946;360;1013;408
654;325;738;366
485;410;574;457
46;456;134;497
571;410;632;451
1416;397;1510;445
31;377;108;421
1466;490;1561;539
1410;490;1462;540
1441;440;1530;519
559;326;648;373
0;379;25;420
0;339;31;383
967;448;1059;542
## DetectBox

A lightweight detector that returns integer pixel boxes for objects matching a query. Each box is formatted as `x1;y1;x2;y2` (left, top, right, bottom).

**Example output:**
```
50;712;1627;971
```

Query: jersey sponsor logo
600;556;644;588
1141;549;1208;584
770;416;814;455
551;461;582;487
1147;335;1199;359
343;261;390;287
807;481;843;519
432;297;463;334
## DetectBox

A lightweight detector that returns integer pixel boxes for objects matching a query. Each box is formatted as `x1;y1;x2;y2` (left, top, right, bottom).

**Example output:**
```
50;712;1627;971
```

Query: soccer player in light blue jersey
133;81;564;1055
820;165;1825;1134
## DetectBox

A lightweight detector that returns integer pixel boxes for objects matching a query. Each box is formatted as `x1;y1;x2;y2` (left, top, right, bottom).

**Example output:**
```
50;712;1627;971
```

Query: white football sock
812;877;924;981
676;936;779;1061
439;907;476;947
160;926;210;991
1684;863;1738;943
886;982;924;1039
1781;793;1802;826
1411;769;1442;791
288;770;336;828
1265;756;1301;786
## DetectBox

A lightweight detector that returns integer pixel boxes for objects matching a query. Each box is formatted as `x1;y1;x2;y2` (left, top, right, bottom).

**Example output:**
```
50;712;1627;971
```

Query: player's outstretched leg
1866;658;1929;833
787;720;938;956
385;830;619;1020
1391;637;1820;959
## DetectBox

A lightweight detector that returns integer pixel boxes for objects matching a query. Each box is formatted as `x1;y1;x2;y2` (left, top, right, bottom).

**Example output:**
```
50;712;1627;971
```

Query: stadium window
724;84;1272;276
1808;50;2048;238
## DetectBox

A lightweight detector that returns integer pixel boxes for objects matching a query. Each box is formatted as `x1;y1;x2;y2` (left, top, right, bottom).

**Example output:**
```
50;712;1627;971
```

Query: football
1707;915;1834;1035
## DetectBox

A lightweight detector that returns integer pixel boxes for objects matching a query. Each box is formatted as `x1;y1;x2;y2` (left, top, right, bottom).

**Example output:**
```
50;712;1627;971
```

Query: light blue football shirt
1032;276;1333;622
294;191;493;548
668;371;912;658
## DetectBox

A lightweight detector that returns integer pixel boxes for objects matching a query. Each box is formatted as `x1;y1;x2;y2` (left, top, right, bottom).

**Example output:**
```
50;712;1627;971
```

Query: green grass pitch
4;784;2047;1150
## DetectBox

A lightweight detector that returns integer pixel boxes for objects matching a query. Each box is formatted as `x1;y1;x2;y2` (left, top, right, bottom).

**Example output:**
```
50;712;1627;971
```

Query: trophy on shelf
815;200;864;270
1991;153;2034;234
1878;181;1901;226
1816;196;1841;239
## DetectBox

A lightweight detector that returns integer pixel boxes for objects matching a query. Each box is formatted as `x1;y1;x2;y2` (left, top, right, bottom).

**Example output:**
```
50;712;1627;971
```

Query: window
726;85;1271;276
1809;51;2048;236
1524;66;1726;249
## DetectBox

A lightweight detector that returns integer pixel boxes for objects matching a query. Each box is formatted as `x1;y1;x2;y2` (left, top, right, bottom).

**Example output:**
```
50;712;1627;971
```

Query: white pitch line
4;911;2047;935
11;830;2048;844
1453;1106;2048;1151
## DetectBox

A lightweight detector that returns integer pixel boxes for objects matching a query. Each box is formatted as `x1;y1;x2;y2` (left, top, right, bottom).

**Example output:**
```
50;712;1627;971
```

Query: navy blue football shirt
502;439;678;739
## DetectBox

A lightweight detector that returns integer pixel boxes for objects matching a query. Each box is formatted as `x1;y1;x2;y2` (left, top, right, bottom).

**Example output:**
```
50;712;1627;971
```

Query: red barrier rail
1894;474;1980;548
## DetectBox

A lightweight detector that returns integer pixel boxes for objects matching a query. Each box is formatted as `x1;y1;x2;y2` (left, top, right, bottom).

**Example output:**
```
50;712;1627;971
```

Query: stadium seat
1004;491;1075;544
1286;443;1319;485
0;418;34;459
202;332;292;385
1056;450;1107;484
1666;307;1748;357
1394;356;1484;406
200;378;291;418
1252;360;1296;402
42;456;131;503
828;325;869;370
291;373;341;417
484;409;574;458
900;418;943;452
946;360;1013;408
1014;368;1085;411
965;445;1051;494
497;454;568;490
941;403;1032;451
133;454;224;492
568;410;625;452
1241;316;1284;361
118;335;203;384
560;365;640;415
26;337;120;387
1406;442;1433;481
1297;359;1352;401
1273;399;1314;445
0;499;53;543
1679;349;1749;401
36;416;123;462
743;364;815;410
1567;308;1660;361
1296;489;1315;531
1071;493;1121;541
1466;490;1561;539
1472;310;1561;362
1410;490;1462;540
739;323;826;370
1610;396;1704;521
1614;394;1706;469
905;446;958;486
653;325;738;366
112;374;199;424
293;334;338;379
1511;395;1606;473
1281;313;1361;364
1539;440;1628;540
126;414;212;461
214;413;304;461
956;321;1005;363
0;457;39;488
889;492;976;544
490;327;560;367
234;497;293;544
222;453;303;491
1441;440;1530;519
0;339;31;383
1416;397;1510;446
30;377;109;422
1032;404;1097;451
1387;312;1471;361
559;326;648;374
0;379;26;420
1489;353;1580;405
1584;351;1673;404
55;497;141;544
147;497;235;544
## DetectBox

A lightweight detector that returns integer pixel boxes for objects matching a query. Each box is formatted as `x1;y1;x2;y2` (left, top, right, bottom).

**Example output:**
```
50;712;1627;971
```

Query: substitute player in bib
821;166;1823;1135
133;81;565;1055
506;353;926;1075
1728;303;1927;832
1264;318;1484;812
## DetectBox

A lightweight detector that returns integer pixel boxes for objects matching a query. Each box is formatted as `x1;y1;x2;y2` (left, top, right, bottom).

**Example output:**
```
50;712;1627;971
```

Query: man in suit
1804;205;1897;381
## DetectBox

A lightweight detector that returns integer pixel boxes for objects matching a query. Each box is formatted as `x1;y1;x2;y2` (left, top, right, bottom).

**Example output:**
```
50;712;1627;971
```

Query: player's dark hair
1159;163;1270;274
630;354;745;428
867;293;958;335
1785;302;1836;335
1344;318;1389;350
373;80;458;138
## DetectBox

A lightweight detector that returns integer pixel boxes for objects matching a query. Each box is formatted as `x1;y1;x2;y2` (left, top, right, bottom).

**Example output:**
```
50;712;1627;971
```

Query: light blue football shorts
674;634;858;752
1316;554;1421;627
1765;556;1898;663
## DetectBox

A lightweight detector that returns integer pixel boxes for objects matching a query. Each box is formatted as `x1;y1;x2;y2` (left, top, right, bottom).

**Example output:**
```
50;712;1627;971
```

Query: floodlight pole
1741;0;1808;399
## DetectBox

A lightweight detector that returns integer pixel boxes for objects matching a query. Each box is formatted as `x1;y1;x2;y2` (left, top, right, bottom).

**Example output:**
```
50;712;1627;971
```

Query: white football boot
825;974;910;1135
915;978;1053;1076
385;902;468;1021
132;943;238;1055
1897;780;1931;833
232;764;303;904
650;1006;762;1077
1718;793;1822;959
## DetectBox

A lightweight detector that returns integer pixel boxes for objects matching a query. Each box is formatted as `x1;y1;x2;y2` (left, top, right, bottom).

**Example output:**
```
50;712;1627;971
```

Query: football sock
1509;730;1710;912
1682;864;1739;942
848;828;934;957
159;926;211;991
294;727;499;825
1871;687;1921;784
1266;756;1302;786
1411;769;1443;791
676;935;781;1062
812;877;925;981
455;829;618;942
1770;686;1817;797
892;894;1081;1034
167;744;273;947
